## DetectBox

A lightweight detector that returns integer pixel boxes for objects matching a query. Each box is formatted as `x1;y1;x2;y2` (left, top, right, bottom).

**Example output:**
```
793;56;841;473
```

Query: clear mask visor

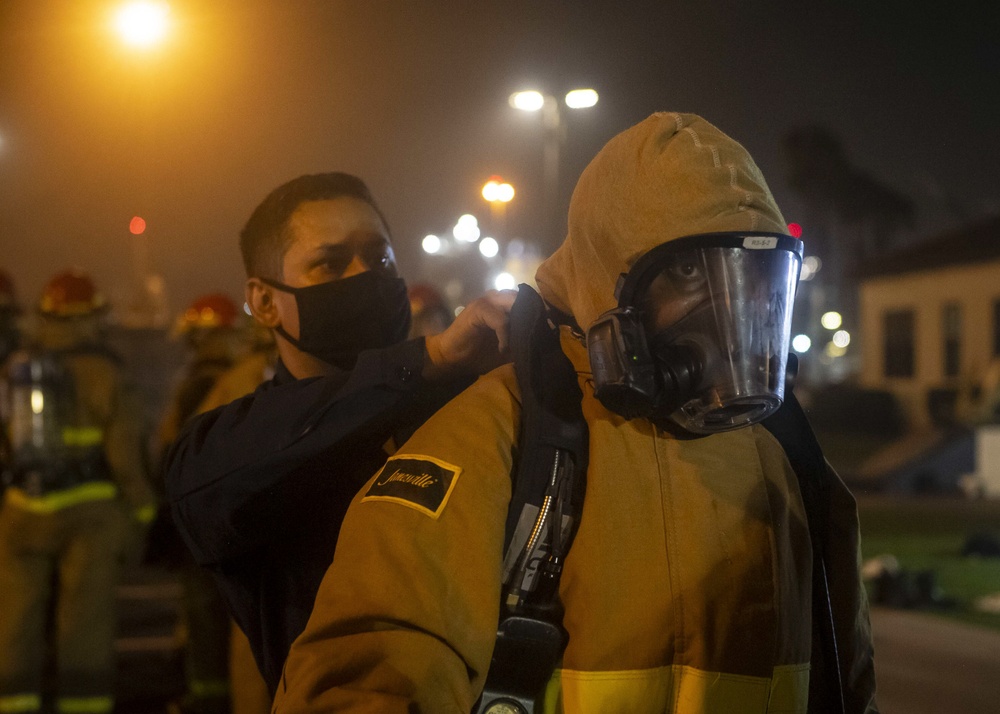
638;235;800;434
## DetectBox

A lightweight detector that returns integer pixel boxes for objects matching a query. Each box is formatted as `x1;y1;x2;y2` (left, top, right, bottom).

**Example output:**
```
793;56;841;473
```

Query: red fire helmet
176;292;240;332
38;269;107;318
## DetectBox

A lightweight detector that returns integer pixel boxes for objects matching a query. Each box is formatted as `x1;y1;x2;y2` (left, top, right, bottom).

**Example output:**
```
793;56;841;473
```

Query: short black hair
239;172;389;279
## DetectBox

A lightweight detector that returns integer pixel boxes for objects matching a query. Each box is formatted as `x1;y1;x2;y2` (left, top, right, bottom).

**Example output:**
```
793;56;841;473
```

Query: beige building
858;216;1000;430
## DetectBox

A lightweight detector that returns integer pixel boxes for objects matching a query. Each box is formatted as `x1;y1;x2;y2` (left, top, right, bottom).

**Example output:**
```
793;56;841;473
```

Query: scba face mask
263;271;411;370
587;232;802;435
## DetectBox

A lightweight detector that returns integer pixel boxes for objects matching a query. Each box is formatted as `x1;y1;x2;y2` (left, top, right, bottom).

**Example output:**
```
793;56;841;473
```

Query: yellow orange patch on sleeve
361;454;462;519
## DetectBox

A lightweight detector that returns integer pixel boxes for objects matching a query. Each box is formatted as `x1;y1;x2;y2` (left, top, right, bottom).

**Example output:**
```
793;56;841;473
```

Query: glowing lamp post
113;1;171;49
482;176;515;239
482;177;515;203
509;87;598;251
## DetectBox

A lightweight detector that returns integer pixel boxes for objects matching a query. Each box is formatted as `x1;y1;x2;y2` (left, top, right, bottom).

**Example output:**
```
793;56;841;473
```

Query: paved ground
871;607;1000;714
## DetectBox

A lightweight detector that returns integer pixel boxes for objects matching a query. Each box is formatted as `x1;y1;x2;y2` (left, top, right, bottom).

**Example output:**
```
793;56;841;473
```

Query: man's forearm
165;340;431;565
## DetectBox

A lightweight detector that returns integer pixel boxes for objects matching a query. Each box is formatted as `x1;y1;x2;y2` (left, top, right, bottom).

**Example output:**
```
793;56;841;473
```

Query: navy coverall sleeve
165;339;431;566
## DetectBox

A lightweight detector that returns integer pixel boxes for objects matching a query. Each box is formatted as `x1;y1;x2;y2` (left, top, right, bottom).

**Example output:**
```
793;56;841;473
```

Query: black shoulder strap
763;391;848;714
762;390;831;546
503;285;589;555
477;285;589;714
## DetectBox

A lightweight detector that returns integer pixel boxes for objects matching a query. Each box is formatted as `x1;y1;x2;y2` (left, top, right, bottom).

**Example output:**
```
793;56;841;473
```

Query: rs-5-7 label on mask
362;455;462;519
742;236;778;249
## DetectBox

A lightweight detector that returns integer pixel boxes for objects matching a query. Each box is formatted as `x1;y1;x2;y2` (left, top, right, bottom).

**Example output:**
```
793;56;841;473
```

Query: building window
884;309;915;378
942;303;961;378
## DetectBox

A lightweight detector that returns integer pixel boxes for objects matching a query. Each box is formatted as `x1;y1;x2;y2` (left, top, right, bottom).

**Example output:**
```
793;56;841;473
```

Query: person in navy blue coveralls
165;173;515;693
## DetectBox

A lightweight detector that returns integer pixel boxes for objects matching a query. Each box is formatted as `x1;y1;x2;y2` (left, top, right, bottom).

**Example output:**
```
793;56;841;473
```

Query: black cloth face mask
262;271;411;370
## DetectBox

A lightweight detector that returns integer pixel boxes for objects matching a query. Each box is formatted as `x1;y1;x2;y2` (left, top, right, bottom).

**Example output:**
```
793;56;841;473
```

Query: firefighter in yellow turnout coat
0;271;156;714
275;113;878;713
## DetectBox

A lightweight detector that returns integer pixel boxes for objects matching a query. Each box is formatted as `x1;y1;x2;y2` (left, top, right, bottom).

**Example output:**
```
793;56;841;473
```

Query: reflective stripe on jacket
4;483;118;513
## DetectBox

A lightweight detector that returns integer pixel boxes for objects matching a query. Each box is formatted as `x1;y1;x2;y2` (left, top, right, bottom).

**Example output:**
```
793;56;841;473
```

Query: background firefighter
153;292;246;714
0;269;156;714
0;270;20;366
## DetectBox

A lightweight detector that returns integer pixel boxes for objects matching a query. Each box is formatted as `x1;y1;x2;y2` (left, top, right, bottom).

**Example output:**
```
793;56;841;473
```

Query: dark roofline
860;214;1000;280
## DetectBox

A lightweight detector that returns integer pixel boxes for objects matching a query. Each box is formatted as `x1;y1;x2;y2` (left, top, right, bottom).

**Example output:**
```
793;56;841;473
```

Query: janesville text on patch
362;454;462;518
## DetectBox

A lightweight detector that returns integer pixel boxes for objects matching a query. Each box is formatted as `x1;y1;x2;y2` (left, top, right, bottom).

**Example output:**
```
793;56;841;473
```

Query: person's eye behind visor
639;251;712;334
663;251;708;293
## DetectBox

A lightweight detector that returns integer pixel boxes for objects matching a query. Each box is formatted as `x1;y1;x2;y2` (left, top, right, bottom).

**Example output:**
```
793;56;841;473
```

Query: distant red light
787;222;802;239
129;216;146;235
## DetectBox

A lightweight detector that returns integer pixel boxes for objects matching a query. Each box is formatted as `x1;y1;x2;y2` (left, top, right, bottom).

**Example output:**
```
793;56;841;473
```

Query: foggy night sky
1;1;997;318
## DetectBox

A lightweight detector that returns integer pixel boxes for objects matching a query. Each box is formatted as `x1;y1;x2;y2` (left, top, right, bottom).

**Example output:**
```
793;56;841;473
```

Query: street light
509;87;599;251
479;237;499;258
453;214;481;243
113;1;171;49
494;272;517;291
509;91;545;112
564;89;599;109
422;234;442;255
482;176;514;238
482;178;515;203
821;311;843;330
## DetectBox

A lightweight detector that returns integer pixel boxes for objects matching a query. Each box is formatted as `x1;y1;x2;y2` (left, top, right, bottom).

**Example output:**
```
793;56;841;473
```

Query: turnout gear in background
153;292;246;714
0;269;20;364
157;292;245;457
0;270;155;714
0;270;18;311
275;113;877;713
174;293;241;335
33;271;109;354
37;270;107;319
